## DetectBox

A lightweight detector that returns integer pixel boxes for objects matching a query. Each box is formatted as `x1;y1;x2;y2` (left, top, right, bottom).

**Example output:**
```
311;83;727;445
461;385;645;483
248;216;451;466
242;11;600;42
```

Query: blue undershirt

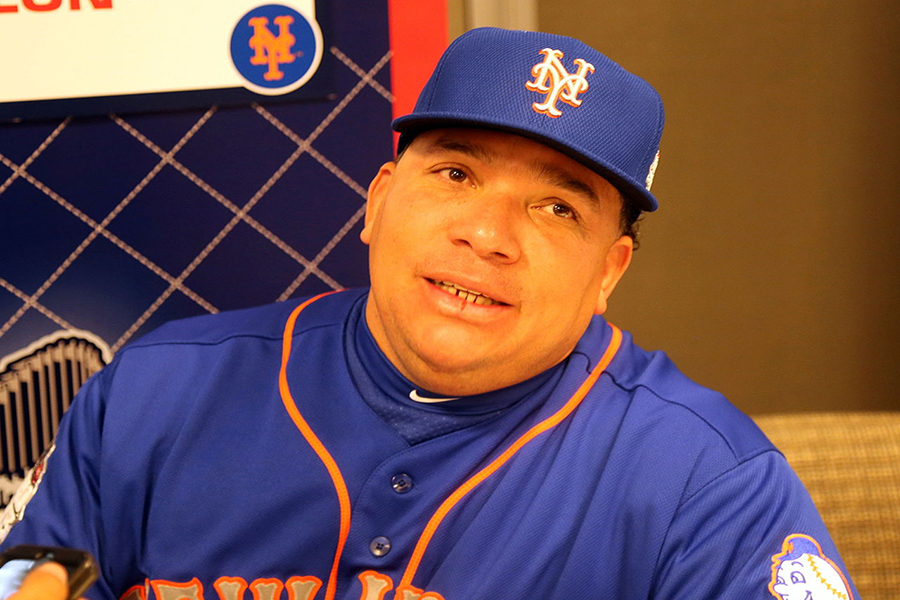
344;293;563;445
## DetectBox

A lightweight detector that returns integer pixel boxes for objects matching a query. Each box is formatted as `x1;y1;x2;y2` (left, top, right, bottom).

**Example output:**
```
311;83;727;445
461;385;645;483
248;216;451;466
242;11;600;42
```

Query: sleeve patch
768;533;853;600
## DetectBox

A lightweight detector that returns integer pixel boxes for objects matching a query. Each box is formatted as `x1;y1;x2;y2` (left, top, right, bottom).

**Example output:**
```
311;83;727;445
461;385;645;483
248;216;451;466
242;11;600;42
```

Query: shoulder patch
768;533;853;599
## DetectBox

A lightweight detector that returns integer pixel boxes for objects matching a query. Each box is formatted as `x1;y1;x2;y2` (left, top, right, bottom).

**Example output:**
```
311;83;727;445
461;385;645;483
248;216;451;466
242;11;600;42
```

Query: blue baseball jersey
0;289;857;600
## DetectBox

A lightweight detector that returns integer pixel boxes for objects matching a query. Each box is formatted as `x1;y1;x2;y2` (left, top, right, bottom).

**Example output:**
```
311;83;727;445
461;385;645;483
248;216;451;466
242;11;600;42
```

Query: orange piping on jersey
279;290;347;600
398;323;624;590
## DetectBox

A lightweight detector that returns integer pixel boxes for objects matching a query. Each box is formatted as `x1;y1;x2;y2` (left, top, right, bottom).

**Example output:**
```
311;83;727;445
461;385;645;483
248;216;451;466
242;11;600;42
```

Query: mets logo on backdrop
525;48;595;118
230;4;323;95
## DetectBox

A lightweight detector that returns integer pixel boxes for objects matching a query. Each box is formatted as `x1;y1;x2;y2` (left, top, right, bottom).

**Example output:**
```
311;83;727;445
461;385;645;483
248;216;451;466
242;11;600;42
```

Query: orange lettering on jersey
394;584;445;600
248;15;296;81
213;577;248;600
285;576;322;600
146;572;447;600
357;571;392;600
248;578;283;600
119;582;149;600
150;578;204;600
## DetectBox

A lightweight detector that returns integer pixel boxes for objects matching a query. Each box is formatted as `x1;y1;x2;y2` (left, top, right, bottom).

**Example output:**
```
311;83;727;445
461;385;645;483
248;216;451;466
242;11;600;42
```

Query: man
1;28;856;600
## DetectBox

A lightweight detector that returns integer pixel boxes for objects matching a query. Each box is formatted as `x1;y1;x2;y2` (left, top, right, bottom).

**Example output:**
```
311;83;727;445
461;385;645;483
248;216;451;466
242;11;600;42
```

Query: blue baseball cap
392;27;665;212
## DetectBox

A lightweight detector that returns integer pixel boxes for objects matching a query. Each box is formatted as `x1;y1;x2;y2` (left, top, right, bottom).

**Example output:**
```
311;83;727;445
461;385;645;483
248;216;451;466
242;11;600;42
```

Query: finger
9;561;69;600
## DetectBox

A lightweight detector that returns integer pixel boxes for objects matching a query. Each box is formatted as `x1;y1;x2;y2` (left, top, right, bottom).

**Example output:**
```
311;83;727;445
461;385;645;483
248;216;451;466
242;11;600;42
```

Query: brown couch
754;412;900;599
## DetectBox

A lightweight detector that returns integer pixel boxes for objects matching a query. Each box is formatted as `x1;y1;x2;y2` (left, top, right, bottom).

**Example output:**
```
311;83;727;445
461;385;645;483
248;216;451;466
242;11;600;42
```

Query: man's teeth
433;280;500;306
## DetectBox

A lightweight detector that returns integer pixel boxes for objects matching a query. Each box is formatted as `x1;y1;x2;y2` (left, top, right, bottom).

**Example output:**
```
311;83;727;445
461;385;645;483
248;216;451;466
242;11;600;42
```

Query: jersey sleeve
651;450;859;599
0;361;119;600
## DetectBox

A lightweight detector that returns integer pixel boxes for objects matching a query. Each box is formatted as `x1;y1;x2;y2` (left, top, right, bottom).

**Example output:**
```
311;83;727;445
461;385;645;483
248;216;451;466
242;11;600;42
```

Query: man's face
361;128;633;396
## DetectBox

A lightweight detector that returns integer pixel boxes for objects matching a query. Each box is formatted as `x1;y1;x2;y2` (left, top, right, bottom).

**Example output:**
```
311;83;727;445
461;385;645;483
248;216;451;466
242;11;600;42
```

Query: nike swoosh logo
408;389;460;403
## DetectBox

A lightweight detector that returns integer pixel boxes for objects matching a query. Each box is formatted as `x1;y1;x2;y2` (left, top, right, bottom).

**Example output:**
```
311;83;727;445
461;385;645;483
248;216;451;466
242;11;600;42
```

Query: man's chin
404;342;502;395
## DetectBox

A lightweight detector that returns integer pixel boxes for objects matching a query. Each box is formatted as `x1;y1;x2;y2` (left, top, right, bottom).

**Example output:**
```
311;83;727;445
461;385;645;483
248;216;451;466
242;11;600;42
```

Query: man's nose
446;192;522;263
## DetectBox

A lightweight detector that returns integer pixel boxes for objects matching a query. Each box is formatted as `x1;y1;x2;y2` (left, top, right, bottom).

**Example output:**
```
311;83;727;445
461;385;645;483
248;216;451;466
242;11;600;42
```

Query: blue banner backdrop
0;0;393;505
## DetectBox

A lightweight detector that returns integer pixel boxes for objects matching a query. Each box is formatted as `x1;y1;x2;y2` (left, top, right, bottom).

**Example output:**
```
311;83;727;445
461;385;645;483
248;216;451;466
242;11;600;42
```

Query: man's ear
594;235;634;315
360;161;396;246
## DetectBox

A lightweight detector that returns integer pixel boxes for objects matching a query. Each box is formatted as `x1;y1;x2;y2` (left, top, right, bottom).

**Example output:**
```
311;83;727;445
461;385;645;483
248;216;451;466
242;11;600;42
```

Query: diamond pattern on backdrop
0;43;393;359
0;2;394;507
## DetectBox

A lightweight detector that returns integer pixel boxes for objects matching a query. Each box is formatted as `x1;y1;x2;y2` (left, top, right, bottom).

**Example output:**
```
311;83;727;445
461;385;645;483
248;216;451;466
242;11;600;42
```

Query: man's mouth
429;280;503;306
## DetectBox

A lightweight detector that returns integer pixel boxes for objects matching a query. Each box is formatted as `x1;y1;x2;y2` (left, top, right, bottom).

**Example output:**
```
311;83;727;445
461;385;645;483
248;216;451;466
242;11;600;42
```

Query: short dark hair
620;195;643;249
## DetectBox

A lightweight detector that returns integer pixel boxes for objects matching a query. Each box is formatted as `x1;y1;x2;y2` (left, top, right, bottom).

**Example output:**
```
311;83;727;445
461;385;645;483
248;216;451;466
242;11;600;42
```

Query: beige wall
535;1;900;414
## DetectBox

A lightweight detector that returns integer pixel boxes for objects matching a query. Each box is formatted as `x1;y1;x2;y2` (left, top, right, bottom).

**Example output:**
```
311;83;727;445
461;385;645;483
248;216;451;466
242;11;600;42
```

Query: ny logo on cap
526;48;595;118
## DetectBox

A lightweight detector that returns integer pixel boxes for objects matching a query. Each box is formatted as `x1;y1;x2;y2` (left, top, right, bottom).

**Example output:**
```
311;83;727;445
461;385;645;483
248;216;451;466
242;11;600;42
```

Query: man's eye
542;202;576;219
443;168;467;182
552;203;574;218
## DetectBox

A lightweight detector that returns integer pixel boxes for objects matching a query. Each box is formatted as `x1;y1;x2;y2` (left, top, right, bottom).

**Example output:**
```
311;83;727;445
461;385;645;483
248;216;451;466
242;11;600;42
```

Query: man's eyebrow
535;163;600;205
419;136;494;163
419;136;601;205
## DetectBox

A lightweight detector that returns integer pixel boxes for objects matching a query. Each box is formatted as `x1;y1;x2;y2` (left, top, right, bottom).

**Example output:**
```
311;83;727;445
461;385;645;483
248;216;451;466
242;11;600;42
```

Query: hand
8;561;70;600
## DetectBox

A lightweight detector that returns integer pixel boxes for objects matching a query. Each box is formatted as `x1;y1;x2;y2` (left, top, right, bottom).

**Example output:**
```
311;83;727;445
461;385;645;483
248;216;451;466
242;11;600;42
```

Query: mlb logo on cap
393;27;665;212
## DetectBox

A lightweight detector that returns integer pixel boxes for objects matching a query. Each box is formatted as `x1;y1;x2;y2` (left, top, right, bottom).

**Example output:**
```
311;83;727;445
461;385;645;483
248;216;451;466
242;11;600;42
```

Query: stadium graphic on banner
0;331;111;509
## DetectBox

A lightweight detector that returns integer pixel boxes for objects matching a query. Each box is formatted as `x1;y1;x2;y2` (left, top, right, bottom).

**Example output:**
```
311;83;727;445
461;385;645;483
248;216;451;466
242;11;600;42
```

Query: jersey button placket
365;475;411;558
